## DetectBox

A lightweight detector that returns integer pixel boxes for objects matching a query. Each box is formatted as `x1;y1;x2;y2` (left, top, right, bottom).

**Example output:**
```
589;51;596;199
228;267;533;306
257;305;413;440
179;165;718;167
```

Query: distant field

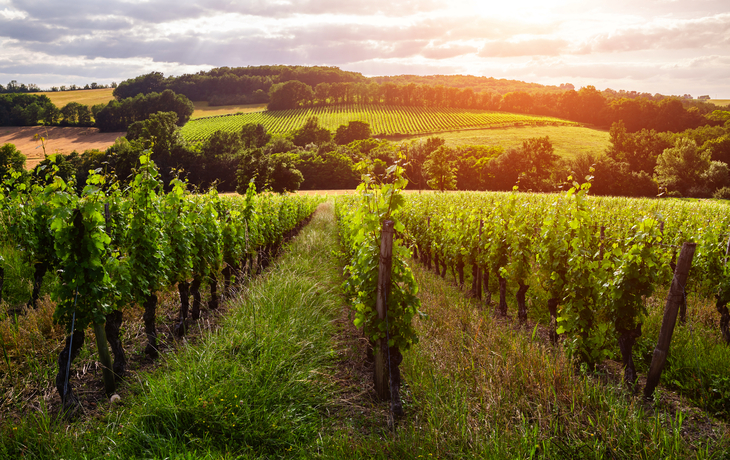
406;125;610;159
191;101;267;119
29;90;266;120
180;104;578;143
711;99;730;107
0;126;124;169
30;88;115;108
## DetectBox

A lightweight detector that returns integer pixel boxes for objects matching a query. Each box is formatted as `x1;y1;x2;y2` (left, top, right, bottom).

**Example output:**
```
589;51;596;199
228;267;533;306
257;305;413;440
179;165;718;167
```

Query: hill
406;125;610;160
180;104;578;143
371;74;567;95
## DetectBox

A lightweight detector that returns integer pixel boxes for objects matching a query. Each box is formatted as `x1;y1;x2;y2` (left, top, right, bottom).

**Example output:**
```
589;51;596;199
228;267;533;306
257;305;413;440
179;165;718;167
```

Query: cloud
421;44;478;59
478;39;568;57
581;13;730;53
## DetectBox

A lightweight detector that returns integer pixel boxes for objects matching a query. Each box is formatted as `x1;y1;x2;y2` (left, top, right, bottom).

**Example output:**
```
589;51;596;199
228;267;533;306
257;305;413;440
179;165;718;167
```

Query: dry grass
30;89;115;109
191;101;266;119
0;283;233;425
709;100;730;107
398;259;730;455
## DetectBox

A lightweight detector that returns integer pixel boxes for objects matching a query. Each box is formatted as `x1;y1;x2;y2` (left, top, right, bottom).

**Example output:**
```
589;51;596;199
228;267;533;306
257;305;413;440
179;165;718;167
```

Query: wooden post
644;242;696;400
374;220;395;400
476;220;483;301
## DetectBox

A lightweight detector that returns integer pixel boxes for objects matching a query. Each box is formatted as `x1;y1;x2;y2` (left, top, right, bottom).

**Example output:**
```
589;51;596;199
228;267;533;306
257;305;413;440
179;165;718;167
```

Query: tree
268;153;304;193
95;90;194;132
267;80;314;110
240;123;271;149
235;149;303;194
60;102;92;126
199;130;243;159
423;145;456;191
655;137;710;196
126;111;190;186
0;143;26;179
517;136;559;191
236;148;269;193
113;71;166;99
291;116;331;146
334;121;371;145
295;148;358;189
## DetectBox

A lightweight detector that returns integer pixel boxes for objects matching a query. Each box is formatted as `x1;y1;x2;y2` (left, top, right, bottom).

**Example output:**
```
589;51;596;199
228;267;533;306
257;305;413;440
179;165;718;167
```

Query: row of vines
334;160;421;416
0;155;320;413
397;183;730;397
181;104;578;143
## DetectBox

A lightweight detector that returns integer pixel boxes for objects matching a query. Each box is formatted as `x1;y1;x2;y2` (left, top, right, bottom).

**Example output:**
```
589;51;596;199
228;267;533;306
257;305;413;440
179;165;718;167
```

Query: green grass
180;104;578;143
709;99;730;107
405;124;610;159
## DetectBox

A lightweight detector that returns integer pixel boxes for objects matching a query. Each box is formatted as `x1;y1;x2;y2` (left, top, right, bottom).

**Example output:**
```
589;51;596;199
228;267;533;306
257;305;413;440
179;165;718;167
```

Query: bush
713;186;730;200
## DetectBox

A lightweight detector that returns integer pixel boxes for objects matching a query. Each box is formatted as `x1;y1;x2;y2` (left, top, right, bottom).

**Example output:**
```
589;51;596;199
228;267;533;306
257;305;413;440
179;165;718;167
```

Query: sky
1;0;729;98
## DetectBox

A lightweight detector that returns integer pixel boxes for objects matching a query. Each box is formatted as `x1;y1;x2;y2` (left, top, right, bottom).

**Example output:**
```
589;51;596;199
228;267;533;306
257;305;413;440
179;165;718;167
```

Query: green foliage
0;143;26;180
0;93;58;126
655;137;711;196
240;122;271;149
334;120;371;145
423;146;457;192
126;154;169;299
338;158;421;351
96;89;194;132
48;171;116;330
291;116;332;147
268;80;314;110
268;153;304;193
236;148;304;194
59;102;92;126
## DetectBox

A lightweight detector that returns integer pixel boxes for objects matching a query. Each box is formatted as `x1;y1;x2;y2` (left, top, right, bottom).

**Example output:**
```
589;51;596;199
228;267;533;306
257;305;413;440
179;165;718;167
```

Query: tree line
268;80;718;133
112;66;366;106
0;80;117;93
0;89;194;132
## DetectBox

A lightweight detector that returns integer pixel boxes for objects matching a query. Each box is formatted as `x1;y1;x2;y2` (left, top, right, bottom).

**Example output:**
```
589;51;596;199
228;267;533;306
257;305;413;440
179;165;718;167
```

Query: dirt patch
0;126;125;169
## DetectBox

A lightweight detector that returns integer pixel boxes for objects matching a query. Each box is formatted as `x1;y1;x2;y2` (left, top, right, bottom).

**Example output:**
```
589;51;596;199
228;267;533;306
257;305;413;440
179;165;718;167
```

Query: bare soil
0;126;124;169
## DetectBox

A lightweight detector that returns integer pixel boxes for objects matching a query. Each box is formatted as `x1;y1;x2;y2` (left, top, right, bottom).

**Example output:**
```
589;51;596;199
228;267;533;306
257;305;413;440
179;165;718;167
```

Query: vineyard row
180;104;577;143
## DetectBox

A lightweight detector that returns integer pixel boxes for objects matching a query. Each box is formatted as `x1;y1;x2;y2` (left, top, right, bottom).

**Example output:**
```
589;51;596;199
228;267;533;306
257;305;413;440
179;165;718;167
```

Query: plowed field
0;126;124;169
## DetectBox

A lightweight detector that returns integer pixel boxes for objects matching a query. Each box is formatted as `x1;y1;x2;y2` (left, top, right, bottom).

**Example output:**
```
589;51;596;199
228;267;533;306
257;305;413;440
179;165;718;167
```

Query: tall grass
319;259;730;459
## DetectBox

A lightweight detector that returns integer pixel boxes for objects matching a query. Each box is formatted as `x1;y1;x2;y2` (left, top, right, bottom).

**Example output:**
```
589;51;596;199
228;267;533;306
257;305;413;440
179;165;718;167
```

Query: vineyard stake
375;220;395;401
476;220;483;301
644;242;696;400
